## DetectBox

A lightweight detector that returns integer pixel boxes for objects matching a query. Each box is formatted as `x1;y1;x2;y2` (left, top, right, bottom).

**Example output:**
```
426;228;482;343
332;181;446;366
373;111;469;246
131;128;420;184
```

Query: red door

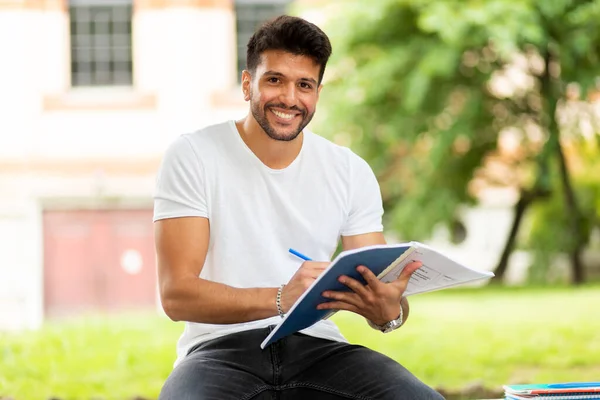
43;209;157;318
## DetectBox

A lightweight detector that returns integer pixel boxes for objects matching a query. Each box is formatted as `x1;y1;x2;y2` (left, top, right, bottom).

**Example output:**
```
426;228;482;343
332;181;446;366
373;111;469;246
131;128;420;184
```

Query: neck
236;116;303;170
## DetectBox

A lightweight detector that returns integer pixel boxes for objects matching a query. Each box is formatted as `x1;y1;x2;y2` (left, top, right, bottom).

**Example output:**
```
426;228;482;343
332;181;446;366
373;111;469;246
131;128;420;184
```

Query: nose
279;83;297;106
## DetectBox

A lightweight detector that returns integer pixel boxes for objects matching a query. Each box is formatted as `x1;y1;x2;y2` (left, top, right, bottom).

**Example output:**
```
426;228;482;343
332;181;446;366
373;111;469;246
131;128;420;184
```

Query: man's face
243;50;322;142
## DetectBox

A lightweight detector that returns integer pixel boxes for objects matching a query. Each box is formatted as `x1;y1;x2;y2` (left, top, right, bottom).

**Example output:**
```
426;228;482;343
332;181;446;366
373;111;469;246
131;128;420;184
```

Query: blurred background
0;0;599;399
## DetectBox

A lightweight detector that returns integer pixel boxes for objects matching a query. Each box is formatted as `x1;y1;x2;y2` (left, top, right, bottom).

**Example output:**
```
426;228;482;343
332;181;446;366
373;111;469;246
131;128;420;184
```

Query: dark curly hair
246;15;332;84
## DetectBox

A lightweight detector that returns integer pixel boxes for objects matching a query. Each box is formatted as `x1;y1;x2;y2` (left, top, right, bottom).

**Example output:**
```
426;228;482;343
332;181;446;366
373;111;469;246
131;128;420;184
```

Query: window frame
68;0;134;88
234;0;292;83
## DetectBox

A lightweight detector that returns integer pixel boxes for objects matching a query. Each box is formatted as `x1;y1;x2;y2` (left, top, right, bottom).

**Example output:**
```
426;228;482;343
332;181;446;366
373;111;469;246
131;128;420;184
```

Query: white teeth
272;109;295;120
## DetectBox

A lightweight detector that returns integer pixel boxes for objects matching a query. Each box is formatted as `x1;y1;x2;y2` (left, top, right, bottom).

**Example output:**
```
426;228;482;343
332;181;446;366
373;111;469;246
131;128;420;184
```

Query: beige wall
0;0;247;330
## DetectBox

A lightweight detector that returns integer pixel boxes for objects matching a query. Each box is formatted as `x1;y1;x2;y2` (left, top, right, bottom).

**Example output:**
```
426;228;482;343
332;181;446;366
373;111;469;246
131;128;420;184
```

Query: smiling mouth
270;109;299;121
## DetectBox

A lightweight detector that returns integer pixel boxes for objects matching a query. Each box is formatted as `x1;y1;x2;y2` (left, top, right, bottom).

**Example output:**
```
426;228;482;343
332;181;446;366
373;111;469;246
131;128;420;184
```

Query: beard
250;96;315;142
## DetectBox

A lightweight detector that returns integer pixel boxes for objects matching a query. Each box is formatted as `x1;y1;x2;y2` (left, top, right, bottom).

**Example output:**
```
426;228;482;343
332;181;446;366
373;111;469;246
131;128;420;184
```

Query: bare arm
341;231;387;251
155;216;326;324
155;217;280;323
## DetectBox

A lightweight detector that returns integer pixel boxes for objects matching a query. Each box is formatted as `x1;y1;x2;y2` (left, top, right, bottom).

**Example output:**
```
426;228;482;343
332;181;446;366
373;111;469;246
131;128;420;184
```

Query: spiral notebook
504;382;600;399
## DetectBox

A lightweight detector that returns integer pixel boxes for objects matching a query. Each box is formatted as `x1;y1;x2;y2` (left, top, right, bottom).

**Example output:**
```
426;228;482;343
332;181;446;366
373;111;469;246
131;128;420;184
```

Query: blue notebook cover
261;241;494;348
260;244;414;348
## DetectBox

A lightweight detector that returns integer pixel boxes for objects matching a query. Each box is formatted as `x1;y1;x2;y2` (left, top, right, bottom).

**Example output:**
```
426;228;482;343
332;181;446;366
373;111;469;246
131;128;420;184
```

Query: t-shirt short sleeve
153;135;208;222
340;155;384;236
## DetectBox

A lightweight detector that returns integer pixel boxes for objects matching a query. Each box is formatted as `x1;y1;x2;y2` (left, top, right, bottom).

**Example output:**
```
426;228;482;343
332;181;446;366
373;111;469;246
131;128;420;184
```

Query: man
154;15;444;400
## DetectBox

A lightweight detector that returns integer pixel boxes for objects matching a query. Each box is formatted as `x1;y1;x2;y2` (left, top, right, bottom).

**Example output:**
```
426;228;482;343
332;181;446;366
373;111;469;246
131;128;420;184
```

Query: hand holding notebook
261;241;494;348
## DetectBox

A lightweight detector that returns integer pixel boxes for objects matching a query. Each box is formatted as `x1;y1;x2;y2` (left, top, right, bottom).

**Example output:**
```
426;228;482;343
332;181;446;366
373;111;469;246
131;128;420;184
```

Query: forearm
161;276;279;324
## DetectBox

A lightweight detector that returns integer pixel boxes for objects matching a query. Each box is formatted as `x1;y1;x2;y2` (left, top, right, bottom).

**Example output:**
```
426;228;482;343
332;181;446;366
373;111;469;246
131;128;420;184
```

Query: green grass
1;285;599;399
0;314;184;400
337;285;600;391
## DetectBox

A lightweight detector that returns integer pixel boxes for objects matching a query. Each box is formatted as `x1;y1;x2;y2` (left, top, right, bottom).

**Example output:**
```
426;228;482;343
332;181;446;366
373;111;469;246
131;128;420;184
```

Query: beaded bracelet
276;284;286;318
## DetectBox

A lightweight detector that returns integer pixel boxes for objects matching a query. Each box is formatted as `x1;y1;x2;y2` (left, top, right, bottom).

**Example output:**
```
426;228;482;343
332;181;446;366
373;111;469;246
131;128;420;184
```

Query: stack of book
504;382;600;399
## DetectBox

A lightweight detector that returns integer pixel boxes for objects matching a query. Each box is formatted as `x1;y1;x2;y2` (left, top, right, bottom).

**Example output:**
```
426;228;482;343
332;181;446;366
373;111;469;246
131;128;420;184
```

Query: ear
241;70;252;101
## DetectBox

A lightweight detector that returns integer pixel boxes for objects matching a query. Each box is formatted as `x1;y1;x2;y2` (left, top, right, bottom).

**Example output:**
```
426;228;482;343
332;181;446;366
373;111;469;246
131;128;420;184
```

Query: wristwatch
368;306;404;333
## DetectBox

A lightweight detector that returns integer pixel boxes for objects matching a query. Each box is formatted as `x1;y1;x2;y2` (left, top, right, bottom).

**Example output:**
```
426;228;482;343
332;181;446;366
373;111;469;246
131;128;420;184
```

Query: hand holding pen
278;248;327;314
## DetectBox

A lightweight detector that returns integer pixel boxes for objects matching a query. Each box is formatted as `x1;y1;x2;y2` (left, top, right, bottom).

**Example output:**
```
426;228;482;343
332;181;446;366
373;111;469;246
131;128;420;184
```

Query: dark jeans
159;327;445;400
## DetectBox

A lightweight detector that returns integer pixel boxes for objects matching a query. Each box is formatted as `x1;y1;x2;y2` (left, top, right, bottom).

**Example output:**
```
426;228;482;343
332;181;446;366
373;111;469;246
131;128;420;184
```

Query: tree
312;0;600;283
525;124;600;283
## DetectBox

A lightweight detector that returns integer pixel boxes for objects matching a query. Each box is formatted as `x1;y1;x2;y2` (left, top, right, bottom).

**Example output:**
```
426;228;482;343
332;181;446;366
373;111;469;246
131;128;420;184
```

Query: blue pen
548;382;600;389
289;248;312;261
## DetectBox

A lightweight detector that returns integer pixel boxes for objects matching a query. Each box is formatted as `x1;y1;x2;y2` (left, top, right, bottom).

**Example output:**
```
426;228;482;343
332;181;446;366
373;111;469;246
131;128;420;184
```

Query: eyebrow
264;71;318;86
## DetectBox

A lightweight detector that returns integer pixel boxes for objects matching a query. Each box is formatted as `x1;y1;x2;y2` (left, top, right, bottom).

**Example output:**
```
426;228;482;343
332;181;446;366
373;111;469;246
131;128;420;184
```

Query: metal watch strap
367;303;404;333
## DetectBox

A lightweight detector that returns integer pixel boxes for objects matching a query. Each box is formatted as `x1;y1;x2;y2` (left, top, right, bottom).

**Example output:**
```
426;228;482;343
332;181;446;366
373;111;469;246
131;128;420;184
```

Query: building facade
0;0;298;330
3;0;577;332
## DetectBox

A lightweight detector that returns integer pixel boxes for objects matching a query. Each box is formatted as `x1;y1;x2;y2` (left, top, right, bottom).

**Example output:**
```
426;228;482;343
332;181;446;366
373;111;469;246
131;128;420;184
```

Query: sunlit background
1;0;599;399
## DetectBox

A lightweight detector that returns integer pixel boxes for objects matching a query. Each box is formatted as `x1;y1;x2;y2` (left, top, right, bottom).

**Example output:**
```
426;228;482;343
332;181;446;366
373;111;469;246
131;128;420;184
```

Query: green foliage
2;287;600;398
525;138;600;281
314;0;600;277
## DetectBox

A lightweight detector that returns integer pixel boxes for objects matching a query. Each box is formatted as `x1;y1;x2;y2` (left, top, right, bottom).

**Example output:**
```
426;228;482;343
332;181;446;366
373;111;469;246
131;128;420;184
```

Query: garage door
43;209;157;318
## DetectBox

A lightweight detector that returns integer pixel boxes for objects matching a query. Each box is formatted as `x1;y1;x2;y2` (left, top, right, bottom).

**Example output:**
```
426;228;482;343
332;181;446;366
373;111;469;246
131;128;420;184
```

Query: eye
267;77;280;84
299;82;313;90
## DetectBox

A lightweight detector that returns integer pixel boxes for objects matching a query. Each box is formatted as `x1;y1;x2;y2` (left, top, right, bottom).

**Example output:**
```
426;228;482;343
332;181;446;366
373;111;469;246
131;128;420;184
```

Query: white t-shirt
153;120;384;366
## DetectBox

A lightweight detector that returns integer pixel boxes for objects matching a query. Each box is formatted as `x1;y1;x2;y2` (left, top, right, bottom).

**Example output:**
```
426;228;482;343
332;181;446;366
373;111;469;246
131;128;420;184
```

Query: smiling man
247;51;317;142
153;15;444;400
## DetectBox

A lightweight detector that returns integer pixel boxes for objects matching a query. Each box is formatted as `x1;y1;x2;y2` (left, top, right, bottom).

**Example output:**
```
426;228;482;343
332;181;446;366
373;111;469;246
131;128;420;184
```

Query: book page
379;243;494;296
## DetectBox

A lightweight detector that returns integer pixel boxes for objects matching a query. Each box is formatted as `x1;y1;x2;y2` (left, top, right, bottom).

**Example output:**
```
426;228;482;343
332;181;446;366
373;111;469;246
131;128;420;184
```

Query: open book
260;241;494;349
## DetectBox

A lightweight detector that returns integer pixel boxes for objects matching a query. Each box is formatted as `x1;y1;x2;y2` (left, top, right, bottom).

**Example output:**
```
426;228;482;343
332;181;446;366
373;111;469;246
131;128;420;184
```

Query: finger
316;300;360;314
356;265;380;287
302;261;329;272
321;290;363;308
401;261;422;278
392;261;422;290
300;262;329;279
338;274;370;297
309;270;325;279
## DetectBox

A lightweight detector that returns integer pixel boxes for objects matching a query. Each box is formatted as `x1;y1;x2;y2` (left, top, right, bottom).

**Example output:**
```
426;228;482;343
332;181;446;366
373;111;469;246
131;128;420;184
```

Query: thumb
392;261;422;291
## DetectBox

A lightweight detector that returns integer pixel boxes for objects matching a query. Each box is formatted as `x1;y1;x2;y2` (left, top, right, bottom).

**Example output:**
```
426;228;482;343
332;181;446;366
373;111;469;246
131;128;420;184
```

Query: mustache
266;103;305;114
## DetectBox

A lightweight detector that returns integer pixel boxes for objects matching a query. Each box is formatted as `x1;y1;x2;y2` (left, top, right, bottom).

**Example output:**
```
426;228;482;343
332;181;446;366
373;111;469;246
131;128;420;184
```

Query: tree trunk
540;44;586;285
491;188;550;283
491;192;532;283
555;138;586;284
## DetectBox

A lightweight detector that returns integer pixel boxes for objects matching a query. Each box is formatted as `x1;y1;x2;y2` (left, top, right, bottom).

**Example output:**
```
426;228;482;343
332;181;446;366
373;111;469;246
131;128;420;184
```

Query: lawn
1;285;599;400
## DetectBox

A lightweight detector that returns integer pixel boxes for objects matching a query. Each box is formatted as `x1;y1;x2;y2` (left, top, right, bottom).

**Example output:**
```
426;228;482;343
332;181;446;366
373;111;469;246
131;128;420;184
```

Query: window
234;0;291;82
69;0;133;87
